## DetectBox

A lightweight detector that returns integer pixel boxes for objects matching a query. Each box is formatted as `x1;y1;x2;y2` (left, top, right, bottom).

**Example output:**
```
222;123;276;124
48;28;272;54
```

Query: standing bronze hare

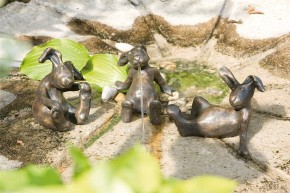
115;45;172;125
32;48;91;131
167;66;265;157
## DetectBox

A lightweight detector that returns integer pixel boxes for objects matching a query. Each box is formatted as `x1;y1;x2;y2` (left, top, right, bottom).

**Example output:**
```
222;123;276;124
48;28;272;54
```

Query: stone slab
85;117;152;160
32;0;140;31
62;116;151;181
229;0;290;39
1;0;290;42
0;1;79;39
0;90;16;110
46;101;117;166
0;155;22;170
161;120;290;192
223;114;290;178
143;0;225;26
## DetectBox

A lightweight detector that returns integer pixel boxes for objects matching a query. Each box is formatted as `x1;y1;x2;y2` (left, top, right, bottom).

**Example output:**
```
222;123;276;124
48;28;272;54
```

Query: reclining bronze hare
115;45;172;125
167;66;265;157
32;48;91;131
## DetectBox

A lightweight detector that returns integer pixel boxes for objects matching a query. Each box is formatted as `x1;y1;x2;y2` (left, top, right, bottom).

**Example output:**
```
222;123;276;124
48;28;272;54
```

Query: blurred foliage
0;165;63;191
0;145;236;193
0;0;6;7
69;146;91;179
0;36;31;78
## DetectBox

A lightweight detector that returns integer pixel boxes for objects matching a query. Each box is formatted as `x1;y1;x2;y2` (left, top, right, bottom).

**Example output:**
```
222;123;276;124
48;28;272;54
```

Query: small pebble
175;97;186;107
114;93;125;103
158;61;177;71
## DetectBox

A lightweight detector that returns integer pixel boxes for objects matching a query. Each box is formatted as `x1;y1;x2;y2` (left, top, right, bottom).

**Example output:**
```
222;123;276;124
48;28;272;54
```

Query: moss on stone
163;62;229;104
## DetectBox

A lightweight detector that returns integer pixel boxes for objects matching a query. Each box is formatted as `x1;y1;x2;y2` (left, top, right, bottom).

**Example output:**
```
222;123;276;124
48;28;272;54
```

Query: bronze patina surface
167;66;265;157
115;45;172;125
32;48;91;131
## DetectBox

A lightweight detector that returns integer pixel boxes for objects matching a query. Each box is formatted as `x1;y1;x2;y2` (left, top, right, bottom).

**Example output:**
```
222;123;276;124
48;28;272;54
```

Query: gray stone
0;2;77;38
0;90;16;110
161;121;289;192
46;102;117;166
85;117;152;160
0;155;22;170
1;0;290;191
175;97;187;107
223;114;290;178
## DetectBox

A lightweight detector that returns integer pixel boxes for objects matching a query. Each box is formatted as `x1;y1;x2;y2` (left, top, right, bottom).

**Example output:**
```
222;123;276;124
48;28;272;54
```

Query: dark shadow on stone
17;35;53;46
3;0;30;6
67;14;287;57
259;42;290;80
85;101;116;124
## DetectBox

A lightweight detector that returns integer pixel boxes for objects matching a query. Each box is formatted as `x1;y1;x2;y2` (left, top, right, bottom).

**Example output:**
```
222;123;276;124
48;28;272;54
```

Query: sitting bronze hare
167;66;265;157
32;48;91;131
115;45;172;125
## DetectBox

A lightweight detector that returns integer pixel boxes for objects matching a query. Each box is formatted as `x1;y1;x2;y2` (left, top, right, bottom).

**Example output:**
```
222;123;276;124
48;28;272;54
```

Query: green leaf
16;186;68;193
0;165;63;191
111;144;162;193
70;146;91;179
81;54;127;92
160;176;237;193
75;144;162;193
20;38;90;80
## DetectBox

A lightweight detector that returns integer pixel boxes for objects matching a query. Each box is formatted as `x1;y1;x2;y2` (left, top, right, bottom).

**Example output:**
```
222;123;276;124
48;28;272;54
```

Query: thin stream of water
138;65;145;145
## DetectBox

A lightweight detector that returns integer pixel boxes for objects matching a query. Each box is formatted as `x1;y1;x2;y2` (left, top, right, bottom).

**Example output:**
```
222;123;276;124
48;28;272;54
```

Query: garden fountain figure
32;48;91;131
167;66;265;157
115;45;172;125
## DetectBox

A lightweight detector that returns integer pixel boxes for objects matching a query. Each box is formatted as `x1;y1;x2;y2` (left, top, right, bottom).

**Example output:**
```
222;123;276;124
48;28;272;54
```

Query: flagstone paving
0;0;290;192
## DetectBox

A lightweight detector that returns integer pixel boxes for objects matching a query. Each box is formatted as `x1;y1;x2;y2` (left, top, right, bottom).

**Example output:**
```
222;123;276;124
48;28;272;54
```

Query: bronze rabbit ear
64;61;84;80
243;75;265;92
219;66;240;91
138;44;147;52
38;47;63;68
38;47;55;63
118;52;130;66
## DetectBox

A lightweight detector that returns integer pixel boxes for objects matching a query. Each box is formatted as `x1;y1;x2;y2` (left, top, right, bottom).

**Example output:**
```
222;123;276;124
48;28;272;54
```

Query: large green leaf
20;39;90;80
81;54;127;92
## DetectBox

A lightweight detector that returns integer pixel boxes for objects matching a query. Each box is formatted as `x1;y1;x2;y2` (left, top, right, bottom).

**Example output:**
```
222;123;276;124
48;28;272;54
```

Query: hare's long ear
64;61;84;80
244;75;265;92
39;47;54;63
140;44;147;53
219;66;240;91
118;52;129;66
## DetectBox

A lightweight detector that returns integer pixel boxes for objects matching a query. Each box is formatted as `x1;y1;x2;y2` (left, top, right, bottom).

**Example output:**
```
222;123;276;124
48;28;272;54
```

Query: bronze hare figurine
32;48;91;131
115;45;172;125
167;66;265;157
